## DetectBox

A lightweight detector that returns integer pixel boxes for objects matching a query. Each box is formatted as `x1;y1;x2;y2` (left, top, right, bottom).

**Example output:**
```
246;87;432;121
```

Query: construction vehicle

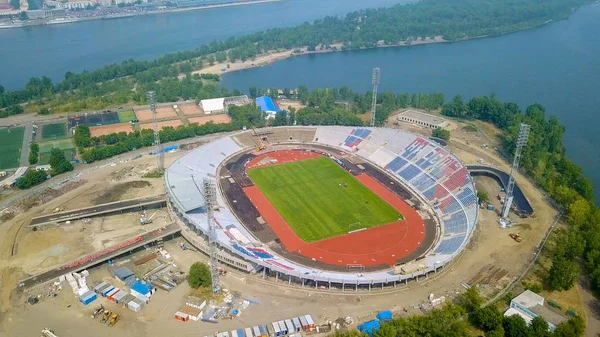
509;233;522;243
91;305;105;319
100;310;112;324
41;328;58;337
249;124;266;151
108;313;120;327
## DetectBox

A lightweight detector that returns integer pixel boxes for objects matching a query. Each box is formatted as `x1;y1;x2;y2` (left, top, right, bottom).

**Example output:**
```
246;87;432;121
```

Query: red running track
247;150;322;169
243;157;426;267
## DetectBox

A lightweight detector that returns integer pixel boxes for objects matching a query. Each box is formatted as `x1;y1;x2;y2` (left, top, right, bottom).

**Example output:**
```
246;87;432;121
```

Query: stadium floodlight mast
146;91;164;173
501;123;530;219
370;67;381;128
202;177;221;295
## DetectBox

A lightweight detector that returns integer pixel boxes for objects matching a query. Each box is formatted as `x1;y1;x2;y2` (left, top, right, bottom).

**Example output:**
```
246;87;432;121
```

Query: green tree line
0;0;590;114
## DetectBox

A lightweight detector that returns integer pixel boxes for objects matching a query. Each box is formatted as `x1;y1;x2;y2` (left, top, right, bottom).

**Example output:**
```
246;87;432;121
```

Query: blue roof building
130;280;156;298
256;96;280;114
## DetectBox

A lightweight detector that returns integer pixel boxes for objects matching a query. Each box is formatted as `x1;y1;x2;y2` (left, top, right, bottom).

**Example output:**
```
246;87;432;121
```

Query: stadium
165;126;478;289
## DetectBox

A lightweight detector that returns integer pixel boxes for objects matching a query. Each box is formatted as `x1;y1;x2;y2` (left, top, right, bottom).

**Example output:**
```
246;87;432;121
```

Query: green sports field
38;138;76;164
0;127;24;169
247;157;402;242
42;122;67;140
118;110;137;123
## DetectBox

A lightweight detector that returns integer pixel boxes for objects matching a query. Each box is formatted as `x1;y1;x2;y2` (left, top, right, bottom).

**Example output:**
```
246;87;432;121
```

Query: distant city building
27;9;53;19
504;290;568;331
46;0;96;9
397;109;449;129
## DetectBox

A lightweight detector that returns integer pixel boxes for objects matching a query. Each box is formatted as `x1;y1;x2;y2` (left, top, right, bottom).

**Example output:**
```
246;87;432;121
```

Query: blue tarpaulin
256;96;280;112
357;320;380;336
376;310;392;321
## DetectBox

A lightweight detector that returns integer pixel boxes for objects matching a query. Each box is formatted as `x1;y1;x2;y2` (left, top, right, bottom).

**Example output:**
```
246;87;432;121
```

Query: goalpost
347;264;365;273
348;222;366;234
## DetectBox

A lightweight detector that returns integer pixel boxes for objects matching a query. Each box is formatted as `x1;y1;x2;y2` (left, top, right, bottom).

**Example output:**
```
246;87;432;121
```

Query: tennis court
118;110;137;123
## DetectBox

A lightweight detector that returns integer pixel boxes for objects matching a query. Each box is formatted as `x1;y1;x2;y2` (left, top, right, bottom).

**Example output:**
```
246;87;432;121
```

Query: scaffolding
501;123;530;218
202;178;221;295
146;91;164;173
370;68;381;128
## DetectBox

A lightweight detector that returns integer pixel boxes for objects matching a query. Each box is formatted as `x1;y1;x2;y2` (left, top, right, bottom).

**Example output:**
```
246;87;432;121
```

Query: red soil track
242;150;426;267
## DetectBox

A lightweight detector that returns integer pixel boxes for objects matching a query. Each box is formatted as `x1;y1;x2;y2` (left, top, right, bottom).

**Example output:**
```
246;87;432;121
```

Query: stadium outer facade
165;126;478;289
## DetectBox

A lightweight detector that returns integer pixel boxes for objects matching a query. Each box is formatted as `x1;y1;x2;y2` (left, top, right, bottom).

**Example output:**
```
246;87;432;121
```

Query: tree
28;152;38;165
546;254;579;291
455;287;483;312
502;314;529;337
485;328;505;337
74;125;92;147
39;107;51;115
187;262;211;289
432;127;450;141
530;316;549;337
477;190;489;204
48;148;73;175
473;306;503;332
15;170;47;189
552;316;585;337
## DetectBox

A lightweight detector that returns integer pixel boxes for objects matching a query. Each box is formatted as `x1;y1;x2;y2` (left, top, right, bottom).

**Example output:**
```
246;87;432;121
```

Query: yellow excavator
108;313;120;327
249;124;266;152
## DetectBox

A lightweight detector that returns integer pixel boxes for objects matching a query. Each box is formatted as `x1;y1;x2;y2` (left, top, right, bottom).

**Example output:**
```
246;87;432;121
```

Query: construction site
0;102;565;337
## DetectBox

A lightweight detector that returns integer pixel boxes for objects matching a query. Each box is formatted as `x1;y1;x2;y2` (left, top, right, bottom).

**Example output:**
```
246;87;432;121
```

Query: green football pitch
0;127;24;169
247;157;403;242
41;122;67;140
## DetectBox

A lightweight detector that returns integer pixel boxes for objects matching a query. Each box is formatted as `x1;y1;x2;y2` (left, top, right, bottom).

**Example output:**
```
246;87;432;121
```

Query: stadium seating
442;212;468;234
401;138;430;160
423;184;449;201
398;164;422;182
434;235;466;255
456;187;477;207
428;156;461;180
343;128;372;147
442;167;470;192
385;157;409;173
410;173;437;193
437;195;462;214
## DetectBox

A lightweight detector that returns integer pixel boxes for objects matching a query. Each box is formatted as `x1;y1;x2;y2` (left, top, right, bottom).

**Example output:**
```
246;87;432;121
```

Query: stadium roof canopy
256;96;280;113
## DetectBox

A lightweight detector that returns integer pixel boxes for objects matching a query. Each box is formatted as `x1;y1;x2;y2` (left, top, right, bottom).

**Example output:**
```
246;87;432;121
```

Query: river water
221;4;600;204
0;0;406;90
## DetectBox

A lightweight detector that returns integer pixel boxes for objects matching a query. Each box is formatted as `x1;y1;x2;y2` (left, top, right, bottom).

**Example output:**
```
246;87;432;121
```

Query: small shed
175;311;189;322
112;267;134;283
128;300;142;312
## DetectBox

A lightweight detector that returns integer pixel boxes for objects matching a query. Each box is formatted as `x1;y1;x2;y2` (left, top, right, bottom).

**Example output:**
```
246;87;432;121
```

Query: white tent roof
201;98;225;112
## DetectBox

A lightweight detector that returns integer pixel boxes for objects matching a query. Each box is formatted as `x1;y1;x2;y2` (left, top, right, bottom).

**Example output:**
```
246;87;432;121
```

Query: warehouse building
397;109;449;129
200;98;225;114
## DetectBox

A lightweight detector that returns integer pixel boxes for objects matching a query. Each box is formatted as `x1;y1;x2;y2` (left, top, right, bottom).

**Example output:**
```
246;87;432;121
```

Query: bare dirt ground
0;122;564;337
179;104;204;116
188;114;232;126
135;107;178;122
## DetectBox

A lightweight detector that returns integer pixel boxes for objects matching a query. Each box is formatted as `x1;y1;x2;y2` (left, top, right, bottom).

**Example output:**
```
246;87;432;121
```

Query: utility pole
370;67;380;128
501;123;530;219
146;91;164;173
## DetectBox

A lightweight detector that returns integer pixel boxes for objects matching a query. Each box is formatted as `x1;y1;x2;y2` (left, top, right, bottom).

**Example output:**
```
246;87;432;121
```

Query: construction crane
249;124;266;151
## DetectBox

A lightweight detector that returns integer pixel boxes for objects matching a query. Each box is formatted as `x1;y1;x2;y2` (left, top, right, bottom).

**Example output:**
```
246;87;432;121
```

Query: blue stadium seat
399;164;421;181
434;235;466;254
443;212;468;234
385;157;409;173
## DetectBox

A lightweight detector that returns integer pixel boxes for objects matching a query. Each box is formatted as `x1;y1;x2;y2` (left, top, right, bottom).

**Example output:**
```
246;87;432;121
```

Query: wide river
0;0;598;203
222;4;600;204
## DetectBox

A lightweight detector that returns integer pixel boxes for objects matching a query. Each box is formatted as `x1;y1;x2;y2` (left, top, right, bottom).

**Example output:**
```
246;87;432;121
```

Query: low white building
397;109;449;129
504;290;568;331
200;98;225;114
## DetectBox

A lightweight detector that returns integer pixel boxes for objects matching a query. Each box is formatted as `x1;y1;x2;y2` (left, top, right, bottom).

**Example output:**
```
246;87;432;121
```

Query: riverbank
0;0;282;29
194;36;448;78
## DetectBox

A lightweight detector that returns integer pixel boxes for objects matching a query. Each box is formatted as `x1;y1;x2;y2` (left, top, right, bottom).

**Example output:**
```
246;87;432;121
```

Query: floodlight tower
146;91;164;173
202;178;221;295
370;67;380;128
501;123;530;218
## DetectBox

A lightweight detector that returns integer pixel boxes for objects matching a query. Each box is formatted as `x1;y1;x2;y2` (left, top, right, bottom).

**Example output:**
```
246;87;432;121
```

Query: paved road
29;195;166;227
578;277;600;336
19;122;33;167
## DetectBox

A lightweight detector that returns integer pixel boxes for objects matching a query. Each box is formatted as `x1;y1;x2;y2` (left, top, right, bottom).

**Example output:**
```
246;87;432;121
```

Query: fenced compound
38;138;76;164
68;111;120;128
118;110;137;123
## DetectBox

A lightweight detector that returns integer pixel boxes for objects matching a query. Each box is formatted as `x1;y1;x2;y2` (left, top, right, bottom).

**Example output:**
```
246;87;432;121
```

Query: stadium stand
434;235;466;255
166;126;478;287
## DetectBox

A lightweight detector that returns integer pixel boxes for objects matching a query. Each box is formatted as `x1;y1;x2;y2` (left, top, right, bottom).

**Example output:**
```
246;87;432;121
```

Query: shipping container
133;292;150;304
265;324;272;337
223;332;230;337
127;300;142;312
107;289;121;302
101;286;115;297
237;329;245;337
217;332;224;337
271;322;281;336
114;290;128;304
79;292;97;305
305;315;315;330
278;321;287;335
231;330;239;337
299;316;308;330
253;326;260;337
284;320;294;334
292;317;302;332
175;311;189;322
245;327;253;337
93;281;108;292
260;325;268;337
